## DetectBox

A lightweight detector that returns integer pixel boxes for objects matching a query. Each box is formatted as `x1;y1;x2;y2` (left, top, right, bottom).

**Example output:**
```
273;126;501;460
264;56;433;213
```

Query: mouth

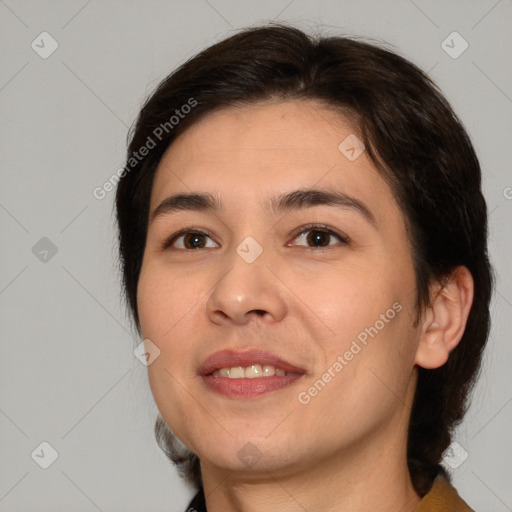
198;349;306;399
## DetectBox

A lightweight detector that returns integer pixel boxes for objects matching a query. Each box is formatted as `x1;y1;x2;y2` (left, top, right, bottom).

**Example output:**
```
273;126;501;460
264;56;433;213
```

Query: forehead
150;100;397;220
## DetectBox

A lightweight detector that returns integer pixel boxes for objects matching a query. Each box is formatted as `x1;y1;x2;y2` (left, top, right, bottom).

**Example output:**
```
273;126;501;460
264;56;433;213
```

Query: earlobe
415;266;474;370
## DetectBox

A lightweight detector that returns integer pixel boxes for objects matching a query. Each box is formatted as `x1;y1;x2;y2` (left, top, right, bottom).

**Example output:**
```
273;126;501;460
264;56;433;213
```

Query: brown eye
183;233;207;249
292;227;347;248
166;231;218;250
306;230;331;247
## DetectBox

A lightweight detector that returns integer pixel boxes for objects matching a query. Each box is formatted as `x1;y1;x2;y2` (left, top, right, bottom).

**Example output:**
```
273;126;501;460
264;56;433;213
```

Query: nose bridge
206;237;287;324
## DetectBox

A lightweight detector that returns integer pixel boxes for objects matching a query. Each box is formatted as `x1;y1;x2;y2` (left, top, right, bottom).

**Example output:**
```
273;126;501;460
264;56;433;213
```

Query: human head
115;23;492;496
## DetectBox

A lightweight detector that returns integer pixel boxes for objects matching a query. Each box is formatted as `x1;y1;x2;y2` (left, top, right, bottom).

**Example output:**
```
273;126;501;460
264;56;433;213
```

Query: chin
194;430;306;473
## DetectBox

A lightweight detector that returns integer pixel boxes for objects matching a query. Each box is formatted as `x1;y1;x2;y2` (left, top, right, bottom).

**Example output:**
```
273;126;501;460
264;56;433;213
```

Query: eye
162;225;347;250
163;229;218;250
289;225;348;248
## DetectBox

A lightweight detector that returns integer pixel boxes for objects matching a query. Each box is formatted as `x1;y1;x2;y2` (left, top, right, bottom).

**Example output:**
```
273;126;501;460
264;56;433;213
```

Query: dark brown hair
115;23;493;497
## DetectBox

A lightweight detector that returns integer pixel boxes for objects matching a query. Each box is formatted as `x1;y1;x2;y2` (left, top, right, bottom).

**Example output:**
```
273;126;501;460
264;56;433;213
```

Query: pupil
308;230;328;247
185;233;204;249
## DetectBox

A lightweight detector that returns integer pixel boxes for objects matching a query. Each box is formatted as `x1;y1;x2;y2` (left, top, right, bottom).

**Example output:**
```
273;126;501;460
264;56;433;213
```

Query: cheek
291;260;416;386
137;263;205;436
137;261;204;341
287;261;396;340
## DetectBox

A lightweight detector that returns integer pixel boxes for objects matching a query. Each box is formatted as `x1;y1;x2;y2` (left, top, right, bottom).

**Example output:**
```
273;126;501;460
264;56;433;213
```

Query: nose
205;251;287;326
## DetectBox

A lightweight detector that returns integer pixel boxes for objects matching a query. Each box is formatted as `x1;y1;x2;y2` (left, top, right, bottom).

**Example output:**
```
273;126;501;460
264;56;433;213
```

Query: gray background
1;1;511;511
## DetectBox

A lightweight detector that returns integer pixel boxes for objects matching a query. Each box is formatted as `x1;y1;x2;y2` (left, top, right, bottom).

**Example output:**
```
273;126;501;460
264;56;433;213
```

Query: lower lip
202;374;303;398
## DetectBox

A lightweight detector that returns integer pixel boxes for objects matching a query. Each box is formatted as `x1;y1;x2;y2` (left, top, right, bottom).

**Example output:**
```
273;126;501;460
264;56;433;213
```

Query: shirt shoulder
414;475;474;512
185;488;207;512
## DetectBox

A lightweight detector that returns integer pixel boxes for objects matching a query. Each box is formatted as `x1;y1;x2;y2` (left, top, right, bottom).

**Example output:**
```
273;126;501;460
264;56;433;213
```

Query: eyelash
161;224;349;251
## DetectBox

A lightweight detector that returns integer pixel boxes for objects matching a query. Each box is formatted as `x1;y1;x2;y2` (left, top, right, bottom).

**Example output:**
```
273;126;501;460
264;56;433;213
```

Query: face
137;100;422;478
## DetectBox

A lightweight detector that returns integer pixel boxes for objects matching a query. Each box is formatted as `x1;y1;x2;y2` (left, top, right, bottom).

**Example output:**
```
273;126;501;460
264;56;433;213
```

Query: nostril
249;309;267;317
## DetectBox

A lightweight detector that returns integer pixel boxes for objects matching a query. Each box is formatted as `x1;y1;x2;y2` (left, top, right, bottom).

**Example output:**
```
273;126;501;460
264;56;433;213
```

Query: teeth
228;366;245;378
262;365;276;376
211;364;288;378
245;364;262;378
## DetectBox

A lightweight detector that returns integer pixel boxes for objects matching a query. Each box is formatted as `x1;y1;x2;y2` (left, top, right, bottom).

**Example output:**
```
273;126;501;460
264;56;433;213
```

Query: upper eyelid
290;223;348;239
162;227;217;249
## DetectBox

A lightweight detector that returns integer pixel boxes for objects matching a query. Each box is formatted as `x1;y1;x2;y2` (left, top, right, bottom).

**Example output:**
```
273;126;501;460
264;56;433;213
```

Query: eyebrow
150;188;376;227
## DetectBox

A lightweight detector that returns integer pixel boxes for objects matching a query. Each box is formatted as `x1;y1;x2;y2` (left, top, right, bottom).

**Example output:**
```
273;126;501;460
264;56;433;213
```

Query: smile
199;349;306;398
211;364;288;378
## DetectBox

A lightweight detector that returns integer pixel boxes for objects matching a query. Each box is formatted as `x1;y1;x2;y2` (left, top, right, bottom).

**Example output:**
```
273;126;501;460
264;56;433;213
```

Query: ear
415;266;474;369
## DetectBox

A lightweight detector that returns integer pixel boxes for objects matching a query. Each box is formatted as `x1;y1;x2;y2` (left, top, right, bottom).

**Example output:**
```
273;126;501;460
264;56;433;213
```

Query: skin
137;99;474;512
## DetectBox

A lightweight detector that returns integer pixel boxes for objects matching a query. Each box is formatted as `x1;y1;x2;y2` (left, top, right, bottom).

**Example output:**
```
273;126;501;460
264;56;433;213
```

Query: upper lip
198;349;307;376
